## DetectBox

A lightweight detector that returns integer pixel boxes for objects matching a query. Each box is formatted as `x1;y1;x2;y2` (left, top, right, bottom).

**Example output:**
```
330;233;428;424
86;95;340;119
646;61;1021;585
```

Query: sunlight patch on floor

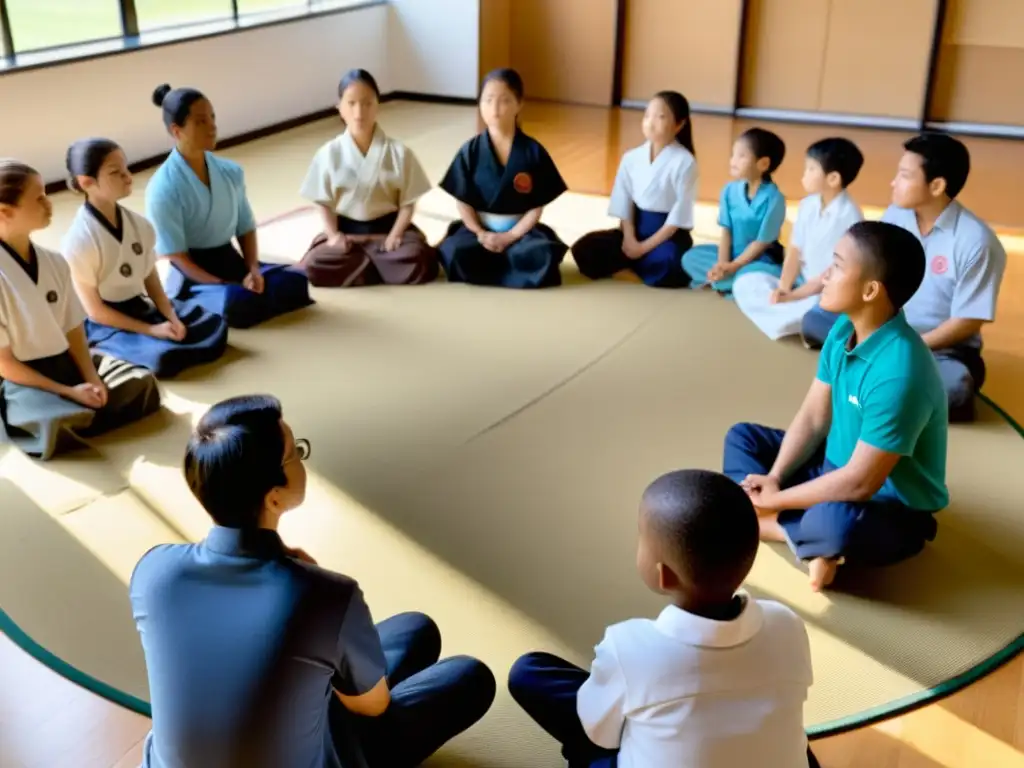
873;702;1024;767
0;447;107;516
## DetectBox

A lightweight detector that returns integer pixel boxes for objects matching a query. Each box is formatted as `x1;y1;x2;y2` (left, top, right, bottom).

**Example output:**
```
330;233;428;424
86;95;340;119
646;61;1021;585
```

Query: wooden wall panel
942;0;1024;47
622;0;744;109
479;0;512;82
818;0;938;118
930;0;1024;124
478;0;511;82
739;0;831;110
508;0;618;106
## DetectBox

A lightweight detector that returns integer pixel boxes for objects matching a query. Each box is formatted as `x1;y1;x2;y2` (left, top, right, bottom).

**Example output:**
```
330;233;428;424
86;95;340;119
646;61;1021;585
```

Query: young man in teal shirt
723;221;949;591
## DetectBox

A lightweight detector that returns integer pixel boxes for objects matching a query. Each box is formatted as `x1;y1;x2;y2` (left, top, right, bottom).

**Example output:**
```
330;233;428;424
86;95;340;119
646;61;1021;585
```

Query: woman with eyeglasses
128;394;495;768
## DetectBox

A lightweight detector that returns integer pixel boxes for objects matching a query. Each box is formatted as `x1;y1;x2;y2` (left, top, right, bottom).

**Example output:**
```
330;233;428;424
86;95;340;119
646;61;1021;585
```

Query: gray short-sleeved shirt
881;202;1006;348
130;526;387;768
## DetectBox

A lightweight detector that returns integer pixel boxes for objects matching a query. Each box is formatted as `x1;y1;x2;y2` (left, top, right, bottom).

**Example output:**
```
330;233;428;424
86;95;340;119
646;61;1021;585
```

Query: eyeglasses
285;438;311;465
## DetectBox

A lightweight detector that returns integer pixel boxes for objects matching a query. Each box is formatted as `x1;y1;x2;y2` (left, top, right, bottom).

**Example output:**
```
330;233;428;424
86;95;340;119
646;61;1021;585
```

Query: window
0;0;379;66
5;0;123;53
236;0;309;15
134;0;234;32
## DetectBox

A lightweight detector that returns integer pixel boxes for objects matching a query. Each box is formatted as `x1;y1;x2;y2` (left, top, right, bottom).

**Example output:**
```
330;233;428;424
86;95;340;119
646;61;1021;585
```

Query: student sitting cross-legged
570;91;698;288
437;68;569;289
800;133;1007;422
0;159;160;461
298;68;439;287
725;221;949;592
733;138;864;340
508;469;818;768
681;127;787;296
62;138;229;379
146;84;313;328
129;395;496;768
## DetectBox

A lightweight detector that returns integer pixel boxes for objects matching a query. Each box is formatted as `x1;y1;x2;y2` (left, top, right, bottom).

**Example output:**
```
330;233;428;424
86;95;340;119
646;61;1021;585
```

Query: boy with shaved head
508;469;817;767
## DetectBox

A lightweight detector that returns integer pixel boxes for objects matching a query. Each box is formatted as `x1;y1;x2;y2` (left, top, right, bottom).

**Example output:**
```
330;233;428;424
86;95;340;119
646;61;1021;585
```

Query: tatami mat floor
2;102;1023;768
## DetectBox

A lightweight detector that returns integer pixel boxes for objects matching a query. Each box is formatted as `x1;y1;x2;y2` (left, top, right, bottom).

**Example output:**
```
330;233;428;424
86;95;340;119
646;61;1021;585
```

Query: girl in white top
733;138;864;340
299;68;439;287
0;159;159;460
62;138;228;378
571;91;698;287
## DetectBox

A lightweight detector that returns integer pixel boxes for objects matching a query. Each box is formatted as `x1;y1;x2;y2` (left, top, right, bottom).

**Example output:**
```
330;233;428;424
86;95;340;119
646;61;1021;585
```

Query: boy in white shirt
733;138;864;340
508;469;817;768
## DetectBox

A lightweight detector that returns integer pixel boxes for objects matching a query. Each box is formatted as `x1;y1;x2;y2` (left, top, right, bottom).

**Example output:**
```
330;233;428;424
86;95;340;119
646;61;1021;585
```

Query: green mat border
1;397;1022;737
0;605;151;716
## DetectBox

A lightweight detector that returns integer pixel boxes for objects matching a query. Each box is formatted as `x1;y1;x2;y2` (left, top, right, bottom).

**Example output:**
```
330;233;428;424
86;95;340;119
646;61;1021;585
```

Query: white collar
655;592;764;649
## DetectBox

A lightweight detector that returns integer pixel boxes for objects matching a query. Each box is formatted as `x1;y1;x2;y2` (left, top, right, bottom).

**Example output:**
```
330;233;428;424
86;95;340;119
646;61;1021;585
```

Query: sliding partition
474;0;1024;138
477;0;618;106
620;0;743;113
928;0;1024;134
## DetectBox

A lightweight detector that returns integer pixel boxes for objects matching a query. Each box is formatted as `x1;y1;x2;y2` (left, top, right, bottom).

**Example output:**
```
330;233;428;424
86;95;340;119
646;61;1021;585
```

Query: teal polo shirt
817;312;949;511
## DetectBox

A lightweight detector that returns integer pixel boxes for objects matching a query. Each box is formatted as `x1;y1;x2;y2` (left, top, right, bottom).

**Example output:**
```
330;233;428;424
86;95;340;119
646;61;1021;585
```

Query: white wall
1;5;388;184
0;1;483;185
387;0;479;99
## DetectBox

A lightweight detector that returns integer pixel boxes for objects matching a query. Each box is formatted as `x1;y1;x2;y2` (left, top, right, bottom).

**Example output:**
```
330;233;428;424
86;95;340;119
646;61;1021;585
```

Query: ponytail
654;90;695;158
738;127;785;183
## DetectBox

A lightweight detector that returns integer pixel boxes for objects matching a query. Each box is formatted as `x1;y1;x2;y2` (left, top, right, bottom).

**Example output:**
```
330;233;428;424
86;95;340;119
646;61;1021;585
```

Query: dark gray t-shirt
130;526;387;768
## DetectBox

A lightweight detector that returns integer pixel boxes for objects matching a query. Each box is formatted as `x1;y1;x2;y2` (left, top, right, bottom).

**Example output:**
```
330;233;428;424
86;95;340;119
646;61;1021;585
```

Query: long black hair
479;68;524;101
337;68;380;100
739;127;786;182
65;138;121;194
152;83;207;131
0;159;38;207
653;90;695;158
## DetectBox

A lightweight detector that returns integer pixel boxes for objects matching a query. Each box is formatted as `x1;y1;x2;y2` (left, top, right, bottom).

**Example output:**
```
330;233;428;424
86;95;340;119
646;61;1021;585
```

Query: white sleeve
666;157;697;230
54;257;87;333
0;299;10;349
399;146;432;207
61;227;100;288
137;213;159;277
951;238;1006;322
299;145;337;207
790;198;812;252
607;155;634;222
576;630;628;750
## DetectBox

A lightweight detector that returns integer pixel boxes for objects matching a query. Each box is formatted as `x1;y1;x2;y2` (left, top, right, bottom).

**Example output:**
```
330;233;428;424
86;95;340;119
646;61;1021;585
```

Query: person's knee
507;652;556;703
393;611;442;657
724;422;758;453
944;370;975;413
444;655;497;713
800;307;835;349
799;502;858;559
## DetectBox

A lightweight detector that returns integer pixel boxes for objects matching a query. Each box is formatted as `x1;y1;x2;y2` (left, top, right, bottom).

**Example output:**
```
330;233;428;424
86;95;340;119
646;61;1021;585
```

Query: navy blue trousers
509;652;821;768
165;245;313;329
723;423;938;563
799;307;985;422
329;612;496;768
571;209;693;287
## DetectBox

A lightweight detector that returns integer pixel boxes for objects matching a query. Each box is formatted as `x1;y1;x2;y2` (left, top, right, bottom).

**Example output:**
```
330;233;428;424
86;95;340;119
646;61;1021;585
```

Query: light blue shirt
881;202;1006;348
145;149;258;256
718;179;787;260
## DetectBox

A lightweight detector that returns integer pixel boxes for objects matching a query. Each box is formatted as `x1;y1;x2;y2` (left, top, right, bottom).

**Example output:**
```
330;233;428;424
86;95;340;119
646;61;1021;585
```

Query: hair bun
152;84;172;108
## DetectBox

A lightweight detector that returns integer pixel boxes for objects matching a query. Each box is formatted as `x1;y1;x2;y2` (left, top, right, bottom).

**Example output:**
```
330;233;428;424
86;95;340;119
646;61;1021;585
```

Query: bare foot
612;269;642;283
808;557;839;592
757;514;787;543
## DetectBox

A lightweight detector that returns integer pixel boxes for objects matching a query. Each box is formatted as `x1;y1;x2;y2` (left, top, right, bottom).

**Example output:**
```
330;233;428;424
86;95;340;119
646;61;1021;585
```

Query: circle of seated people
0;64;1007;768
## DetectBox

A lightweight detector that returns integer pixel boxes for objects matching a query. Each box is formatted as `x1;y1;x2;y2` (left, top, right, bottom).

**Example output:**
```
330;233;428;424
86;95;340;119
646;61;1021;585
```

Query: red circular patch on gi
931;255;949;275
513;172;533;194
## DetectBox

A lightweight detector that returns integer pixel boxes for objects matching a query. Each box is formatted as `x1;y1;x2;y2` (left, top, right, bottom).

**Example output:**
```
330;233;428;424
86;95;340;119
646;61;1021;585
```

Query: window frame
0;0;382;75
